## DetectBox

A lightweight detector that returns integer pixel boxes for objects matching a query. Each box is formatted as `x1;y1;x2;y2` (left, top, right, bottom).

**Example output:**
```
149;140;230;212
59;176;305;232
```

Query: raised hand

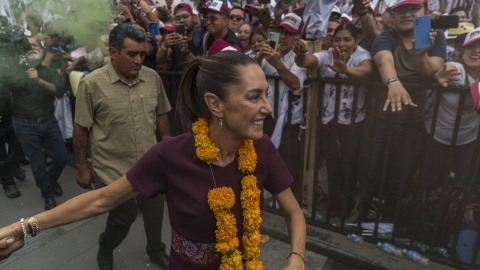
325;47;348;74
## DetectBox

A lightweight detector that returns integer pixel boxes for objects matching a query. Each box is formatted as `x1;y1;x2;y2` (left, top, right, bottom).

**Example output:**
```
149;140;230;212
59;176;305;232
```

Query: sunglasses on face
174;14;191;21
230;15;244;21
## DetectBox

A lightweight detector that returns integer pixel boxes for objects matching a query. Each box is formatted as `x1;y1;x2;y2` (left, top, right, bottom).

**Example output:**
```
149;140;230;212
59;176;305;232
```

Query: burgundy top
126;133;293;269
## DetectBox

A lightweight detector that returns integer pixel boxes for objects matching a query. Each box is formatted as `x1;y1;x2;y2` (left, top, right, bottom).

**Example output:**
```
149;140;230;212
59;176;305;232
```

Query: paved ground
0;160;328;269
0;157;460;270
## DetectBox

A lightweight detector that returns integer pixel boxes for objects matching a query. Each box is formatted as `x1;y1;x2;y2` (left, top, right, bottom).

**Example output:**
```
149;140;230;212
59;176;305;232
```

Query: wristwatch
386;77;398;86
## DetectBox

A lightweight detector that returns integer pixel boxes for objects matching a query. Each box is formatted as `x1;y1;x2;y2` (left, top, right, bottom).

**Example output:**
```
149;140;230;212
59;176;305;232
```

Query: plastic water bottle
347;234;364;244
377;242;402;257
433;247;448;257
414;242;430;252
403;249;430;266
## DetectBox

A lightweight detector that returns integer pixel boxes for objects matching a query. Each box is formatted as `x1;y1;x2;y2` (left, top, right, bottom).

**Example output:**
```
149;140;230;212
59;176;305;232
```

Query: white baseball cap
463;27;480;47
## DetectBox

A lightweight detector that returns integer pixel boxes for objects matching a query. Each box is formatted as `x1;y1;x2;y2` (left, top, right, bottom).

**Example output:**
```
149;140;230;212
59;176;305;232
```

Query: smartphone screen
175;24;185;36
148;22;158;40
413;15;431;50
268;32;280;51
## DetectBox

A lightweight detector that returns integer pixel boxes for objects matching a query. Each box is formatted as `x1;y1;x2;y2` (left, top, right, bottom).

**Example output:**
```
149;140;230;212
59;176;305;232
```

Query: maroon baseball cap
199;0;229;18
207;39;241;57
174;3;193;15
277;13;304;34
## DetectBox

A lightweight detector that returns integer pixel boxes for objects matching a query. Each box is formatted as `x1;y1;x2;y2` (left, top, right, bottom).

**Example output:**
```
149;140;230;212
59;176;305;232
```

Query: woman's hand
0;237;24;261
325;47;348;74
0;222;24;261
434;64;461;87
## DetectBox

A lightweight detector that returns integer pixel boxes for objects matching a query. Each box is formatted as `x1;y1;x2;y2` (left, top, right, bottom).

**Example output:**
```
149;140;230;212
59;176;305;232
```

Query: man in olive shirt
10;36;67;209
73;24;171;270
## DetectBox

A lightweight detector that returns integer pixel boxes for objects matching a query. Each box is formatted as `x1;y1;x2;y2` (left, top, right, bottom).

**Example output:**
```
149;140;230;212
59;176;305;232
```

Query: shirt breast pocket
100;99;129;126
142;93;158;123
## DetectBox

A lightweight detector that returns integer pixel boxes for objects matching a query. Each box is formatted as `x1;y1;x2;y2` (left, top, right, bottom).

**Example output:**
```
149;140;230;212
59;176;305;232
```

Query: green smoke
25;0;115;49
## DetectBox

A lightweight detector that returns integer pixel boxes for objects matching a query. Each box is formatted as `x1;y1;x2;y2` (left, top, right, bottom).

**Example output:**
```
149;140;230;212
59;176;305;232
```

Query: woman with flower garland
0;51;306;269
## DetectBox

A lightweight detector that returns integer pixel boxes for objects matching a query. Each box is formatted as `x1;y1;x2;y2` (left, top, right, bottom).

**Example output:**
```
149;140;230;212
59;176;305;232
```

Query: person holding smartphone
157;3;206;134
256;13;307;196
360;0;446;221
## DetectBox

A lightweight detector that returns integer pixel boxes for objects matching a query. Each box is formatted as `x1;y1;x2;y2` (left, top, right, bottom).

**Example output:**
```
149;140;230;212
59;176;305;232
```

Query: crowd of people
1;0;480;268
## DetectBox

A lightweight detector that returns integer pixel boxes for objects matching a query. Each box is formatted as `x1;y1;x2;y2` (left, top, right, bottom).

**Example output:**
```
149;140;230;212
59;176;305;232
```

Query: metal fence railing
158;70;480;269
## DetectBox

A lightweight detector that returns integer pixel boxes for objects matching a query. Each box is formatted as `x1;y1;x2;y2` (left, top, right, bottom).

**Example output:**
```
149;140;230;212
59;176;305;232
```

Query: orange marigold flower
238;140;257;174
192;117;209;135
193;118;262;267
245;259;263;270
241;175;258;189
216;237;240;253
208;187;235;213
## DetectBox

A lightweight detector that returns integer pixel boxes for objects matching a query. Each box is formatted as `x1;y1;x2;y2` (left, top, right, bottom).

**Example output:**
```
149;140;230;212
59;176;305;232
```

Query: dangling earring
219;117;223;128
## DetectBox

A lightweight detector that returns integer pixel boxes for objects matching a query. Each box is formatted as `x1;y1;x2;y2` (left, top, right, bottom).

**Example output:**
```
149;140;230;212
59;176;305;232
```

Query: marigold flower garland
193;118;263;270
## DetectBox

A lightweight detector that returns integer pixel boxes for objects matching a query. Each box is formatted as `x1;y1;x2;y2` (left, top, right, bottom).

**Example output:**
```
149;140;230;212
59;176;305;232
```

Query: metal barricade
157;70;480;269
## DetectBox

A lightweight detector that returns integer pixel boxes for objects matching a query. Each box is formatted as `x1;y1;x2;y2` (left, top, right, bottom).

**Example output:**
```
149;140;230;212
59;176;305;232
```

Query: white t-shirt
425;62;480;145
313;46;371;125
261;50;307;148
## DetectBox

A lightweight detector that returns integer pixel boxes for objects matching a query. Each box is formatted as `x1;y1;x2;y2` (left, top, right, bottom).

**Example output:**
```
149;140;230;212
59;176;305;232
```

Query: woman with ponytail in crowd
294;23;373;219
0;51;306;270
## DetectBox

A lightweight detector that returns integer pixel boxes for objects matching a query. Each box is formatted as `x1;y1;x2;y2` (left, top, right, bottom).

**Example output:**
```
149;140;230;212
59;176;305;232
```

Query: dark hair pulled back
333;23;358;41
178;51;258;123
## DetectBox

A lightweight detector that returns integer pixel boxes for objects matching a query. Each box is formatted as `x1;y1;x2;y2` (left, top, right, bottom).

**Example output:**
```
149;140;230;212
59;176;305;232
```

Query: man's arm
415;31;445;82
156;33;180;64
73;123;95;189
293;42;319;69
27;68;64;96
41;52;54;67
138;0;160;24
373;50;417;112
359;12;380;46
271;58;301;90
156;113;171;136
258;44;301;90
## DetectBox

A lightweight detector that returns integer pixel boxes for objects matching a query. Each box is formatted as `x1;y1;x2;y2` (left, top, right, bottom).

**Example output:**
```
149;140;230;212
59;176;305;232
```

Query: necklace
192;118;263;270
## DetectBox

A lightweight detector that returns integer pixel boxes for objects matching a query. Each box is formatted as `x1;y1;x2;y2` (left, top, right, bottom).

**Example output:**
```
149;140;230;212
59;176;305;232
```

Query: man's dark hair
109;24;146;52
450;7;467;15
230;6;245;14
